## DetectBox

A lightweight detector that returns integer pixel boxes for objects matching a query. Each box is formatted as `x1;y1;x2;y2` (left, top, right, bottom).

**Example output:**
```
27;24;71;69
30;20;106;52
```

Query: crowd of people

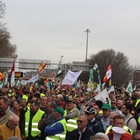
0;82;140;140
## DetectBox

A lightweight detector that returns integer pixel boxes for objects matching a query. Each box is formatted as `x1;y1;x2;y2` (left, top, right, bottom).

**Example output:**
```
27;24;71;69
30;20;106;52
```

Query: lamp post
85;29;90;62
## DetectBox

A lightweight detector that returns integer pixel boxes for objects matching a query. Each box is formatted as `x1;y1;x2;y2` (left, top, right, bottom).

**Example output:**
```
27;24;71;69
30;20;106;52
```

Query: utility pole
85;29;90;62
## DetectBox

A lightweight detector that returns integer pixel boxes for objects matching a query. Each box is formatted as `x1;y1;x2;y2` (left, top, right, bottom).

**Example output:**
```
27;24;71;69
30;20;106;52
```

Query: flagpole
85;29;90;61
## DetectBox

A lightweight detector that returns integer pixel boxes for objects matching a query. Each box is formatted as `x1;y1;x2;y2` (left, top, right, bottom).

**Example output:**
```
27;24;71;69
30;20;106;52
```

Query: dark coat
67;127;94;140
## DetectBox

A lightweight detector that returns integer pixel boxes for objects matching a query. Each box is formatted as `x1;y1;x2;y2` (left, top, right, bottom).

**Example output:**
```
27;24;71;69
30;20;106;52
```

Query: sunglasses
77;120;83;123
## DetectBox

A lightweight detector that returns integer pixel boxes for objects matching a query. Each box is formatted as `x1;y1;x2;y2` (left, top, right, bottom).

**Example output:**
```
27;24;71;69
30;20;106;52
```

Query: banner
62;70;82;85
28;75;39;83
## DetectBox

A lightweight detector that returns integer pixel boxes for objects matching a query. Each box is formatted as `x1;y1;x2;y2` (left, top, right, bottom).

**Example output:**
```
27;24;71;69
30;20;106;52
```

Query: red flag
103;64;112;83
10;60;15;87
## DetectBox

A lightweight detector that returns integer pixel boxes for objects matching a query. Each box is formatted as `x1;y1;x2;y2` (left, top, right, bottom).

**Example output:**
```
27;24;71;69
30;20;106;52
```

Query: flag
56;67;62;77
93;63;98;70
28;74;39;83
38;62;46;73
10;60;15;87
94;89;110;104
4;72;8;85
126;82;133;93
16;79;20;87
87;79;94;91
103;64;112;83
108;85;115;94
62;70;82;85
0;79;5;88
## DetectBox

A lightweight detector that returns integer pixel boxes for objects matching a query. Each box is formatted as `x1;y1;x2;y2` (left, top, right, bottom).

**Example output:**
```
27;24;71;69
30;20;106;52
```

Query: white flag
108;86;115;94
126;82;133;93
62;70;82;85
94;89;110;104
93;63;98;70
28;75;39;83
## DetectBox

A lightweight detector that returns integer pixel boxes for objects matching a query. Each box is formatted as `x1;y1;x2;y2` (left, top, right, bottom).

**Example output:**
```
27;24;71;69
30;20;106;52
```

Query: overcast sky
2;0;140;66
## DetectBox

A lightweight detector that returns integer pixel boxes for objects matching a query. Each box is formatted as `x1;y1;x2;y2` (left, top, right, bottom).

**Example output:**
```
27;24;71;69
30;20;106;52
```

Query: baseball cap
102;103;111;110
54;107;64;116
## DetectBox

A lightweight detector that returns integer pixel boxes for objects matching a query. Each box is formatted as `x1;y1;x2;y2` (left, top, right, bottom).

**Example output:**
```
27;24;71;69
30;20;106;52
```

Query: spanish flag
103;64;112;83
38;62;46;73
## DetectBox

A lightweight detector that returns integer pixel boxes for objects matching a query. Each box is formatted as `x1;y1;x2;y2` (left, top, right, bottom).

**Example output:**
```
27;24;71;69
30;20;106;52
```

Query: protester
0;114;21;140
0;97;14;125
21;100;46;140
65;98;80;139
132;130;140;140
90;132;109;140
44;106;67;140
38;101;57;140
84;106;104;135
67;114;94;140
101;103;111;131
122;103;137;132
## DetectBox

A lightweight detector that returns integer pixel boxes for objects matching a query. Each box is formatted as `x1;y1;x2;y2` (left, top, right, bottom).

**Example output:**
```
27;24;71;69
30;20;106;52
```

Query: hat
102;104;111;110
54;107;64;116
85;106;96;114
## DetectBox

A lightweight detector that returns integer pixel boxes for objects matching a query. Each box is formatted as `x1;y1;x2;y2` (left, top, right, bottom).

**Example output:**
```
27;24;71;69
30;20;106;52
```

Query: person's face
93;104;99;115
41;97;47;105
8;119;19;130
66;102;74;111
121;105;127;115
115;94;121;100
13;101;19;109
102;108;111;118
111;101;116;108
51;95;56;101
47;103;53;113
30;103;38;112
77;116;88;130
47;97;52;102
53;111;59;119
0;99;8;113
114;118;124;128
109;93;115;99
20;99;27;108
133;134;140;140
110;113;117;126
116;100;123;110
74;98;80;104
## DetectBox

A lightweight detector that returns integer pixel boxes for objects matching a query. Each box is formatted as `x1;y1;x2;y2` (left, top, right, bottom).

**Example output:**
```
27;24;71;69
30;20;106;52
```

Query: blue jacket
87;118;104;135
44;117;64;136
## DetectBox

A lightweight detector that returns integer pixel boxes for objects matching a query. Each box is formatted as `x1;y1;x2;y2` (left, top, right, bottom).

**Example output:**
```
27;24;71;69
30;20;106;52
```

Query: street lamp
85;29;90;62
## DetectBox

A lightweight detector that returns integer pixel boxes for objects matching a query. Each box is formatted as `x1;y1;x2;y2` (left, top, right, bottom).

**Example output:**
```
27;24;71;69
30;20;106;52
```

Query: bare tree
89;49;133;87
0;1;17;58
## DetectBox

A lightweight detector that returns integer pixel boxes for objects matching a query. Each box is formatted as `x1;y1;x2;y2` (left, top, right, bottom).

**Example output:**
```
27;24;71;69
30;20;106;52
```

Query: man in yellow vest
21;100;45;140
106;114;133;135
44;106;67;140
65;98;80;139
134;89;140;113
